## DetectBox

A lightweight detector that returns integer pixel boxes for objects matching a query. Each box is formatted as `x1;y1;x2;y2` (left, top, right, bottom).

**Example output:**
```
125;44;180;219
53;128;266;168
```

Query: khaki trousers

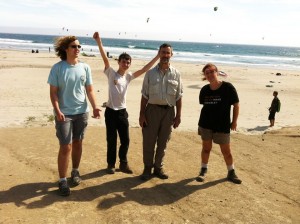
142;104;175;168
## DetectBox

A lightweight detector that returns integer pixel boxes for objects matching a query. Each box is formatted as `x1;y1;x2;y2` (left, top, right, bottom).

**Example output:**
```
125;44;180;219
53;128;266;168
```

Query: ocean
1;32;300;70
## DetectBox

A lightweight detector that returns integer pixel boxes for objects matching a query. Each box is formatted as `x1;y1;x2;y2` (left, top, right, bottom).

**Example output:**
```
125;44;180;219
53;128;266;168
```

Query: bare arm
173;97;182;129
139;96;149;127
86;85;101;119
132;53;160;78
49;85;65;121
231;102;239;131
93;32;110;70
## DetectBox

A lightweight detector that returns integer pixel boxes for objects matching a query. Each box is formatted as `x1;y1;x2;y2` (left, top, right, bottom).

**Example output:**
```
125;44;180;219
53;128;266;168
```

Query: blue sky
1;0;300;47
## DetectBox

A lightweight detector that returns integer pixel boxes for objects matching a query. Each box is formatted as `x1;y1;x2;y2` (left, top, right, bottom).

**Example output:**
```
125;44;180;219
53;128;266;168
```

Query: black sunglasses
70;45;81;49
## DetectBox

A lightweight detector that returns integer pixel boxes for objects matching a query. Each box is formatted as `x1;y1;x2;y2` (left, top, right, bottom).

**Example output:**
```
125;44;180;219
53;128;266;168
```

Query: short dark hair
118;52;131;62
54;36;78;60
159;43;172;50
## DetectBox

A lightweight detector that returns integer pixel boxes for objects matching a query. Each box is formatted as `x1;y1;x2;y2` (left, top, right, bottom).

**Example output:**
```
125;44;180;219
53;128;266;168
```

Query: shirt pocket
149;78;160;94
167;80;178;95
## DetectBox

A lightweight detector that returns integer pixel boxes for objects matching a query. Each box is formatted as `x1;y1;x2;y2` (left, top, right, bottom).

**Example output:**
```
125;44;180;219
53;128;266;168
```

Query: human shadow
247;125;269;132
187;84;202;89
98;177;227;210
0;182;57;207
2;174;226;209
79;169;107;181
26;176;144;208
0;169;107;208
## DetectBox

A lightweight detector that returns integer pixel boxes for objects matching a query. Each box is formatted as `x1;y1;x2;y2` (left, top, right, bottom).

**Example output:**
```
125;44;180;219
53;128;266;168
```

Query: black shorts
268;111;276;120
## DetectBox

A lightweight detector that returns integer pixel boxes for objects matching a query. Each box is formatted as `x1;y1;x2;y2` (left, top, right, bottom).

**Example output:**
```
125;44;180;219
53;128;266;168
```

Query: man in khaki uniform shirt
139;43;183;180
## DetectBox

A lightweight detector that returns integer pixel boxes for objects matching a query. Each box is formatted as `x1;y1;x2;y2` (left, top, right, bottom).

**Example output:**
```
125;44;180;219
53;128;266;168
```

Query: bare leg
220;143;233;166
58;144;72;178
201;140;213;164
220;143;242;184
72;139;82;169
196;140;212;182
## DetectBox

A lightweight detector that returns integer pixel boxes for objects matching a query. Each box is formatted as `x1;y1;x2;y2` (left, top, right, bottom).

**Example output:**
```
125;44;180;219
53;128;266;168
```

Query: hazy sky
1;0;300;47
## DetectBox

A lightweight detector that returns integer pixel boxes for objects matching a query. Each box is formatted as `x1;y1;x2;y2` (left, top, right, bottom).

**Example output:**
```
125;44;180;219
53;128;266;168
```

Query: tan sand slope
0;126;299;223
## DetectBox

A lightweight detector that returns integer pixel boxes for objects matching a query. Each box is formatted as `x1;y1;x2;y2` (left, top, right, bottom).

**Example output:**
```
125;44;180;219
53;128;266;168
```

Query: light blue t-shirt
47;60;93;115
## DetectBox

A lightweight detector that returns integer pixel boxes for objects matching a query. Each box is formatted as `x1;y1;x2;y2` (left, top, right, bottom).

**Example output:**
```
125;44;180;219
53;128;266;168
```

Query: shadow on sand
247;125;269;132
0;170;226;210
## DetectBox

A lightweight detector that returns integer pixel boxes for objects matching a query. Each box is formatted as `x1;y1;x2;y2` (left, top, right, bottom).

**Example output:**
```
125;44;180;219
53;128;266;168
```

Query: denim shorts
198;127;230;144
55;113;88;145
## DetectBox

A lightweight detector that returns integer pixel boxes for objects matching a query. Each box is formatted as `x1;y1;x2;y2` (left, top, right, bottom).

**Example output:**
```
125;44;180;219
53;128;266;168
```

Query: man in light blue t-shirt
48;35;101;196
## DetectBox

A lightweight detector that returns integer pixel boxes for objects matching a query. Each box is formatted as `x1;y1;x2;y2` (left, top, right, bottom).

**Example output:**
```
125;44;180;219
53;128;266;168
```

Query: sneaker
140;166;152;181
71;170;81;186
119;162;133;174
227;169;242;184
106;164;115;174
153;167;169;179
196;167;207;182
58;180;70;196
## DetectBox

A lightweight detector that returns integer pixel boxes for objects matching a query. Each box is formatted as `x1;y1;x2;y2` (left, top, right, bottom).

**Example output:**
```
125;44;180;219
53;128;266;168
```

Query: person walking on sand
93;32;159;174
196;63;242;184
48;35;101;196
268;91;280;127
139;43;183;181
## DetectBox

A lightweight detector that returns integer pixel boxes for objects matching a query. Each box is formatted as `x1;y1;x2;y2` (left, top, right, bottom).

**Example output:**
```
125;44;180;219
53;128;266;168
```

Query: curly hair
54;36;78;60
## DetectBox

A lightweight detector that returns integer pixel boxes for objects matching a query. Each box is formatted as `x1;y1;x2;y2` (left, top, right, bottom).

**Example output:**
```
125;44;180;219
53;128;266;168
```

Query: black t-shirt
270;97;279;113
198;81;239;133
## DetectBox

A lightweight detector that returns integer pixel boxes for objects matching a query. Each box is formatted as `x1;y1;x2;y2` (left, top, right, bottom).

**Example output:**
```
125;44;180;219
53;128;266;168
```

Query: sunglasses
204;70;216;75
69;45;81;49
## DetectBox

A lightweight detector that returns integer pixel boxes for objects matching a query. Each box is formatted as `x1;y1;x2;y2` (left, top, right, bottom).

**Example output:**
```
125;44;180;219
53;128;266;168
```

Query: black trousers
105;107;130;166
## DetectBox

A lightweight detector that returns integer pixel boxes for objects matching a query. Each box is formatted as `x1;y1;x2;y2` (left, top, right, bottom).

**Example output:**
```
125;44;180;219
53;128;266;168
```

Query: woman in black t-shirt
196;63;242;184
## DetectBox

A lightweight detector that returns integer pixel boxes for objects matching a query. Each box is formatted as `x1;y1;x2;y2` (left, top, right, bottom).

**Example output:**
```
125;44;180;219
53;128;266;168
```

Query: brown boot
140;166;152;181
154;167;169;179
119;162;133;174
106;164;115;174
196;167;207;182
227;169;242;184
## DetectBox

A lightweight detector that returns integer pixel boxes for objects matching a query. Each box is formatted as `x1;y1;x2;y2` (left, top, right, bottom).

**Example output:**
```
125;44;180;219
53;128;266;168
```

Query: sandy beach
0;49;299;223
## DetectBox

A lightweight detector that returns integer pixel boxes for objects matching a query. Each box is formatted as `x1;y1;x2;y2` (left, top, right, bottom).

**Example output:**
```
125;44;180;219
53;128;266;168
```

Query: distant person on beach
268;91;280;127
47;35;101;196
93;31;159;175
139;43;183;181
197;63;242;184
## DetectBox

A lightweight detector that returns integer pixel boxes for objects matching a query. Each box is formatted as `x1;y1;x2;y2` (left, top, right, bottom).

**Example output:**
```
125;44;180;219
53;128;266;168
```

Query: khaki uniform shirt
141;64;183;106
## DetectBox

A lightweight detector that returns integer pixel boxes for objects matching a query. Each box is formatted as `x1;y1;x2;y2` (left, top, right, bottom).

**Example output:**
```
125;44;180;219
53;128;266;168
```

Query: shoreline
2;48;300;72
